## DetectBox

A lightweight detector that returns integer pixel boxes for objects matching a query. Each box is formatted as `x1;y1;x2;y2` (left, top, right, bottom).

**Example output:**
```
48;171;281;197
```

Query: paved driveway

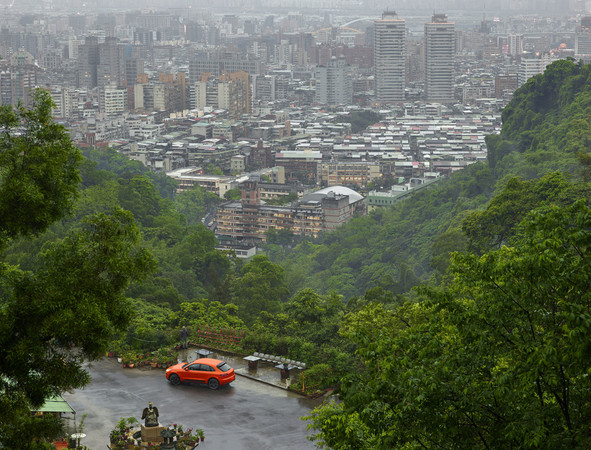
63;358;322;449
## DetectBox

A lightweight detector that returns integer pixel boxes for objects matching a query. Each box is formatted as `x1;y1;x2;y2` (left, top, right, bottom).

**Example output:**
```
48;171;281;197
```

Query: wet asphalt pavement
62;356;323;449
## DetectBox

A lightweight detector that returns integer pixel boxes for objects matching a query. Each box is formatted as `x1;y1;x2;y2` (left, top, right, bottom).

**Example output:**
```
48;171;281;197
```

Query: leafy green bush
292;363;335;394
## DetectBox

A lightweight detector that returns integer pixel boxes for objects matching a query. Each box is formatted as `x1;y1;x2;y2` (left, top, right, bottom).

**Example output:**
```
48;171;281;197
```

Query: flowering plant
109;417;139;448
173;425;205;448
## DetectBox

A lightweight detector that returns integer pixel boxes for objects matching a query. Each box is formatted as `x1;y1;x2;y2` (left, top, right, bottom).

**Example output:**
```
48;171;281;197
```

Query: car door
197;363;216;384
184;363;206;383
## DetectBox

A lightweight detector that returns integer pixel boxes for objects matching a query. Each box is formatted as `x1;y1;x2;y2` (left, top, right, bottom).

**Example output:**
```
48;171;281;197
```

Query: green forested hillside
274;59;591;298
275;164;494;297
488;59;591;178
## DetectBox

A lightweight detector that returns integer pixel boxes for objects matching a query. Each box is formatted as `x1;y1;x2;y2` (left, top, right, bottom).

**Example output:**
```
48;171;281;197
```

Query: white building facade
424;14;455;103
374;11;406;104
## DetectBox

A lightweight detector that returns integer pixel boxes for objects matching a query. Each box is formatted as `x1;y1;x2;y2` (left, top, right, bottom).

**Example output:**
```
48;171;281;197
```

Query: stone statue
141;402;159;427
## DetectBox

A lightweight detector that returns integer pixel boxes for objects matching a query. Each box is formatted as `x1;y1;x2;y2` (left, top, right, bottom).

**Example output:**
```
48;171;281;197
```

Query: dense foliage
307;199;591;449
335;110;382;134
0;92;155;448
274;163;493;297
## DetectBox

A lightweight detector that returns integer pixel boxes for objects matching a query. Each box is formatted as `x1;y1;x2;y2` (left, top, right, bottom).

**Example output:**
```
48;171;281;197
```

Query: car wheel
207;378;220;390
169;374;181;386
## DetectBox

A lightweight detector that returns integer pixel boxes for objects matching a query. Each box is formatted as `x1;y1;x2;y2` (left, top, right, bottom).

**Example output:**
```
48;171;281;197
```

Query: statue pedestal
141;424;164;443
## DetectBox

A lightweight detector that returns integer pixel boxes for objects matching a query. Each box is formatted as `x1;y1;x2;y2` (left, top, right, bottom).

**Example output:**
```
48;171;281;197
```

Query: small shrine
108;403;204;449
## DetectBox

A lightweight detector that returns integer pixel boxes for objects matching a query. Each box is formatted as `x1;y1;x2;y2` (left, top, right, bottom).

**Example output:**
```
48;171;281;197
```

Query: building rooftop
301;186;364;205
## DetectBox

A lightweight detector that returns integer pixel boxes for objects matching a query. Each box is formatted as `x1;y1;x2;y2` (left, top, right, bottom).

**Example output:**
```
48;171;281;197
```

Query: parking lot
63;357;323;449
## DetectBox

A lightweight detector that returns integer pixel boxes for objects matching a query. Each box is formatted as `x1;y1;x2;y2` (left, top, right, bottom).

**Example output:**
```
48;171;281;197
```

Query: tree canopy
0;92;155;448
0;91;81;244
307;200;591;448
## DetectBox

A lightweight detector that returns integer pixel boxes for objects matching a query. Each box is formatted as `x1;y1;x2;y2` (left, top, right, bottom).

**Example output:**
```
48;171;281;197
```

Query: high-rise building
97;37;125;88
575;16;591;62
374;11;406;104
252;75;276;102
227;71;251;117
424;14;455;103
77;36;126;89
189;52;263;82
190;71;250;119
149;73;187;114
508;34;524;56
125;58;144;87
102;85;127;116
314;56;353;105
50;87;79;119
77;36;99;88
518;55;542;87
0;65;37;107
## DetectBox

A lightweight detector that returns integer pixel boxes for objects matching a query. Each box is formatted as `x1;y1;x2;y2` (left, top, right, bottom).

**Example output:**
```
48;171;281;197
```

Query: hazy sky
0;0;579;15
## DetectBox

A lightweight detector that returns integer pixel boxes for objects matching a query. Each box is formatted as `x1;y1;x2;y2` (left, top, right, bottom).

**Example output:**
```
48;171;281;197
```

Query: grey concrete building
314;56;353;105
424;14;455;103
374;11;406;104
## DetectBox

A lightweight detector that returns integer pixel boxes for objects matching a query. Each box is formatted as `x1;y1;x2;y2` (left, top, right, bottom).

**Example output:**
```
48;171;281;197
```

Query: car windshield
217;362;232;372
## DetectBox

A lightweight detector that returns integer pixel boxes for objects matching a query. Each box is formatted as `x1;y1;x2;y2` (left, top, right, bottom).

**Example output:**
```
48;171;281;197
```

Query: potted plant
150;350;161;368
121;352;131;368
128;354;136;369
112;417;128;441
109;417;139;449
176;426;204;449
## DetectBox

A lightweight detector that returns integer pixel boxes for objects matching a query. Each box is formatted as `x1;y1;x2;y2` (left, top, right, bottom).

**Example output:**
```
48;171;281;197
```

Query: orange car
165;358;235;390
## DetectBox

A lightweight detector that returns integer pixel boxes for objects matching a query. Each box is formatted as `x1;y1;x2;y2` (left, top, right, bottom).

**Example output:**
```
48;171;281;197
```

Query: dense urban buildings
0;4;585;244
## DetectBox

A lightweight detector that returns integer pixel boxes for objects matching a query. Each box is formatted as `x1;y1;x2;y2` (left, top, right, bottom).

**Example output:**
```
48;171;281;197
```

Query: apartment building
102;85;127;116
314;56;353;105
374;11;406;103
215;182;365;243
424;14;455;103
317;161;381;187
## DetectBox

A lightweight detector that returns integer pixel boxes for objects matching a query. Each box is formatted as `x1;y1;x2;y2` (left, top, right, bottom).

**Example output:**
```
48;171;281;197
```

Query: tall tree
0;90;81;242
229;255;289;324
0;92;155;447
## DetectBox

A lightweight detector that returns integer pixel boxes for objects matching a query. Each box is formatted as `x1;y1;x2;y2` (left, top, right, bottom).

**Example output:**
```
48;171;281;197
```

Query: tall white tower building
424;14;455;103
374;11;406;104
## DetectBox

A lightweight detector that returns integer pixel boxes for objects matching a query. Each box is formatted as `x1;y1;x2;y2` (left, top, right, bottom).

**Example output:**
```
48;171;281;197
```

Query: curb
235;371;308;397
